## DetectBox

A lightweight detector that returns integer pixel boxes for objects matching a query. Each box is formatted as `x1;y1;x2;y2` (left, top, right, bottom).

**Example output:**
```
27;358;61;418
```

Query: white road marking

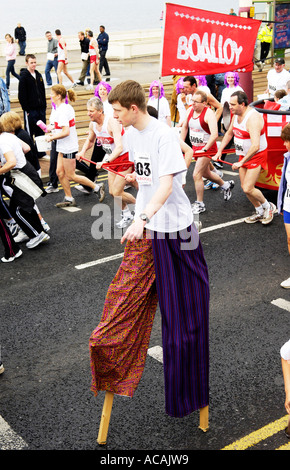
200;217;245;233
61;206;82;212
148;345;163;363
0;415;28;450
271;298;290;312
75;252;124;270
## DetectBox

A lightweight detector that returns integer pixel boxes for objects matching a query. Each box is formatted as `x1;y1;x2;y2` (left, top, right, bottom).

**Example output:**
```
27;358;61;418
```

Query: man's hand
120;218;145;245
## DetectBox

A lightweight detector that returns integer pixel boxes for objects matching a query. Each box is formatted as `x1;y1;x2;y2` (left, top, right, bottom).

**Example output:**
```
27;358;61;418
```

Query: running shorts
238;149;268;170
62;152;77;159
283;209;290;224
104;152;134;173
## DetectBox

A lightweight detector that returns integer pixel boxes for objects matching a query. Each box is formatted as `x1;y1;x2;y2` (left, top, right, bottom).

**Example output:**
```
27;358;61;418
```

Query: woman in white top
46;85;105;207
175;77;187;127
147;80;171;126
220;72;244;106
94;81;113;116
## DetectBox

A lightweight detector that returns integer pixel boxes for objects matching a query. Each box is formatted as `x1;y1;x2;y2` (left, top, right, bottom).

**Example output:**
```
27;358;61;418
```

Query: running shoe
213;161;223;169
116;213;134;229
55;198;77;208
281;277;290;289
46;184;59;193
75;184;92;194
191;201;206;214
244;211;264;224
14;229;29;243
215;169;223;178
0;362;4;374
204;180;213;190
211;182;219;190
261;202;276;225
86;84;94;91
26;232;50;249
222;180;235;201
1;249;23;263
94;182;105;202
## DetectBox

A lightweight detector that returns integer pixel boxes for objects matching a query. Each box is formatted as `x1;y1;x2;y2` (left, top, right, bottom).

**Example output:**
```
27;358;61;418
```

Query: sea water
0;0;241;38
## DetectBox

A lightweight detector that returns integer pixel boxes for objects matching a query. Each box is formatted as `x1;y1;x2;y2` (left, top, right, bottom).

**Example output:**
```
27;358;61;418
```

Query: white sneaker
261;202;276;225
75;184;91;194
94;182;105;202
191;201;206;214
281;277;290;289
14;229;29;243
46;184;59;193
1;249;23;263
116;213;134;229
26;232;50;249
86;84;94;90
6;221;19;237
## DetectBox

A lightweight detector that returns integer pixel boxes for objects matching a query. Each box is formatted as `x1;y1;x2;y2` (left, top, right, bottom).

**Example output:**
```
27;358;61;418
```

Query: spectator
75;31;90;86
14;23;26;56
147;80;171;126
44;31;58;87
4;34;20;94
257;23;273;70
97;25;110;76
266;58;290;97
18;54;47;158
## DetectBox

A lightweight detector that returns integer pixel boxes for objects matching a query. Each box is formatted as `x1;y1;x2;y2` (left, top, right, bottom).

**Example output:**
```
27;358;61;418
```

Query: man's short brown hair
281;123;290;142
109;80;147;112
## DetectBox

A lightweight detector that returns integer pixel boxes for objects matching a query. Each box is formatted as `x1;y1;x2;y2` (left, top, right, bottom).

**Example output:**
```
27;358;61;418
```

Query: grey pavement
1;50;163;98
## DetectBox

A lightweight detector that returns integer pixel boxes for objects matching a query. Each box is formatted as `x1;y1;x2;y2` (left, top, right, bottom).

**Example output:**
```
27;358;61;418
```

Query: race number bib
234;138;245;155
189;129;208;147
134;151;152;185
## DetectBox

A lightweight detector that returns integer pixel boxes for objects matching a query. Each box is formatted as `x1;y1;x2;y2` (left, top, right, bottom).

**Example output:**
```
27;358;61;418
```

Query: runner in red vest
214;90;276;224
181;90;234;215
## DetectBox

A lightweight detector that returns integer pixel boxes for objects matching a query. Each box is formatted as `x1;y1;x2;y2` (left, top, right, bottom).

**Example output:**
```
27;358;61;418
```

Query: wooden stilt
199;405;209;432
97;391;114;445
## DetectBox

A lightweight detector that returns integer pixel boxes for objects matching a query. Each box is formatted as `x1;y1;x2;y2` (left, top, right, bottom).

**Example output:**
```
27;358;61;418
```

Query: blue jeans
45;58;58;86
19;41;26;55
6;60;20;89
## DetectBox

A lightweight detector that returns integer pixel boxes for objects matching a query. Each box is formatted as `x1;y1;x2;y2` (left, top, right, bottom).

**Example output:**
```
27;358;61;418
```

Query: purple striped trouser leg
151;224;210;417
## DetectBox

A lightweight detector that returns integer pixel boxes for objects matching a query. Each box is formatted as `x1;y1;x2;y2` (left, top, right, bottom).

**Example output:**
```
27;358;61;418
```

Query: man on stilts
89;80;210;443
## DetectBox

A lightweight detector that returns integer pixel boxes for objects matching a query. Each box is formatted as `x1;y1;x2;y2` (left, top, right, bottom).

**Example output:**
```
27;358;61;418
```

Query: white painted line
0;415;28;450
200;217;245;233
148;345;163;363
271;298;290;312
61;206;82;212
75;252;124;270
222;170;238;177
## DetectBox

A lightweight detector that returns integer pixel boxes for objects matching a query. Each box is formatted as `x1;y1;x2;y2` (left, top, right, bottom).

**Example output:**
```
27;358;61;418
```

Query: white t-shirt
53;103;78;154
221;85;244;106
267;68;290;96
103;100;113;117
0;132;26;169
177;94;187;124
127;118;193;233
147;96;170;124
278;93;290;110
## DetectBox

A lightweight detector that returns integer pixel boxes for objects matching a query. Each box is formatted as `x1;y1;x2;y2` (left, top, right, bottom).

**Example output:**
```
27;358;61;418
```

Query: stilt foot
199;405;209;432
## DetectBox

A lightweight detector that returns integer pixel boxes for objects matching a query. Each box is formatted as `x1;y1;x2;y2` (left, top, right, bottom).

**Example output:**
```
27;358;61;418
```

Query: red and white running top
187;106;217;151
233;108;267;156
92;115;128;156
57;41;66;61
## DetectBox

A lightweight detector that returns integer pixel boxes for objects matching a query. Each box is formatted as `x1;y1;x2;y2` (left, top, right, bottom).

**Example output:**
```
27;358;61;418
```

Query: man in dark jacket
18;54;47;157
75;31;90;86
14;23;26;56
97;25;110;76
